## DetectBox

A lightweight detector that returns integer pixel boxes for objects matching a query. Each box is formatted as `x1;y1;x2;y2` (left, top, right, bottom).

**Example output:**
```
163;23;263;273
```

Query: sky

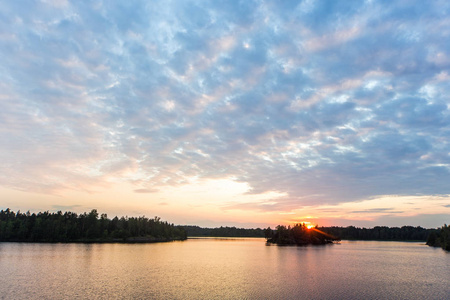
1;0;450;229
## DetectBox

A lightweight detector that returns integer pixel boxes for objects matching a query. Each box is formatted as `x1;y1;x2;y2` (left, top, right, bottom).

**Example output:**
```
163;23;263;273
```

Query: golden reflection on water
0;239;449;299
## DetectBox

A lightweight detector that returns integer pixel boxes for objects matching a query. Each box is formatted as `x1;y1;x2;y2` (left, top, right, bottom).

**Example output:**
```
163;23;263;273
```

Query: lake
0;238;449;299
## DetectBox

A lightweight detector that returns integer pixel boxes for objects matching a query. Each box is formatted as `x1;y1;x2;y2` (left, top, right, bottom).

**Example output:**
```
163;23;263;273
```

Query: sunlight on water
0;239;449;299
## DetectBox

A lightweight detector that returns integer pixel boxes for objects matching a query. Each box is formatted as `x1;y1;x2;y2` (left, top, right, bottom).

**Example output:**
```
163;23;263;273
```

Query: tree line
0;208;187;242
182;224;438;242
182;225;265;237
1;207;446;248
263;224;449;246
319;225;433;241
426;224;450;251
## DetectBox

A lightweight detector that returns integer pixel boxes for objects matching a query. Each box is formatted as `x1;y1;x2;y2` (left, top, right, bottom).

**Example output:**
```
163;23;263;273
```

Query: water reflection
0;239;448;299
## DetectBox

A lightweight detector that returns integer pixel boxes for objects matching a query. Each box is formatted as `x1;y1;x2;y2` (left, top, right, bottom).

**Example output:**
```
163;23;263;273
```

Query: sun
300;221;315;229
295;220;316;229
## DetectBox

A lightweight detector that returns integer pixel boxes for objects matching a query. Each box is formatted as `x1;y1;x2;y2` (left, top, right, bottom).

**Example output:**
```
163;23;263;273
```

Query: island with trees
0;208;187;243
426;224;450;251
265;223;340;245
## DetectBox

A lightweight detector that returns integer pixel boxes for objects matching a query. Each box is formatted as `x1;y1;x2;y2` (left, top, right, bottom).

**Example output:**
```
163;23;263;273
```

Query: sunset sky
1;0;449;228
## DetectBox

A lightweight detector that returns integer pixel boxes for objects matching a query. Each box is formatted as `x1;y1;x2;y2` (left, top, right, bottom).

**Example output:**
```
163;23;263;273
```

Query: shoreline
0;237;187;244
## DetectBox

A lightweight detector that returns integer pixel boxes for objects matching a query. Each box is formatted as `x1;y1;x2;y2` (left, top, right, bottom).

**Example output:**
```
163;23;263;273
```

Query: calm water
0;239;449;299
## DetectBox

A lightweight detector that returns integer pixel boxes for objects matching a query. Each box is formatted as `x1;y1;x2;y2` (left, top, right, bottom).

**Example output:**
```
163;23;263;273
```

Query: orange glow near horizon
2;183;450;229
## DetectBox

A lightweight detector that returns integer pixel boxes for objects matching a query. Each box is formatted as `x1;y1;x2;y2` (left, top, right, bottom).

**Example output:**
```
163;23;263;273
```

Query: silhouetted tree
427;224;450;251
264;227;273;239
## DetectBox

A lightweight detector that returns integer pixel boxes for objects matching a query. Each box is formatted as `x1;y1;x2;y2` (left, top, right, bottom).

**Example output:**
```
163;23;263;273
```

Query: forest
0;208;187;243
265;224;340;245
426;224;450;251
183;225;438;241
182;225;265;237
1;207;446;248
263;224;448;246
319;225;434;241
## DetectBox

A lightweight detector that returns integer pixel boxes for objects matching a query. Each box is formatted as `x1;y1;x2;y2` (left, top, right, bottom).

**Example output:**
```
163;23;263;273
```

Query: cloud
1;0;449;217
372;214;450;228
51;204;82;211
134;189;158;194
351;208;397;214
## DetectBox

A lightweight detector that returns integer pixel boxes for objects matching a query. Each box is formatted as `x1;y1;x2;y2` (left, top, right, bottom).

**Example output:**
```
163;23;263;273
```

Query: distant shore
0;236;187;244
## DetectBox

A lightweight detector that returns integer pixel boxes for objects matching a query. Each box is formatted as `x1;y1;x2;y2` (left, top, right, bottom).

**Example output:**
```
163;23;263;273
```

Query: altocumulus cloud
0;0;449;211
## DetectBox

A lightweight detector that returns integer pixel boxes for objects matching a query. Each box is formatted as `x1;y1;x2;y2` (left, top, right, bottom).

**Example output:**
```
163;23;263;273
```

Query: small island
0;208;187;243
426;224;450;251
265;223;340;245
